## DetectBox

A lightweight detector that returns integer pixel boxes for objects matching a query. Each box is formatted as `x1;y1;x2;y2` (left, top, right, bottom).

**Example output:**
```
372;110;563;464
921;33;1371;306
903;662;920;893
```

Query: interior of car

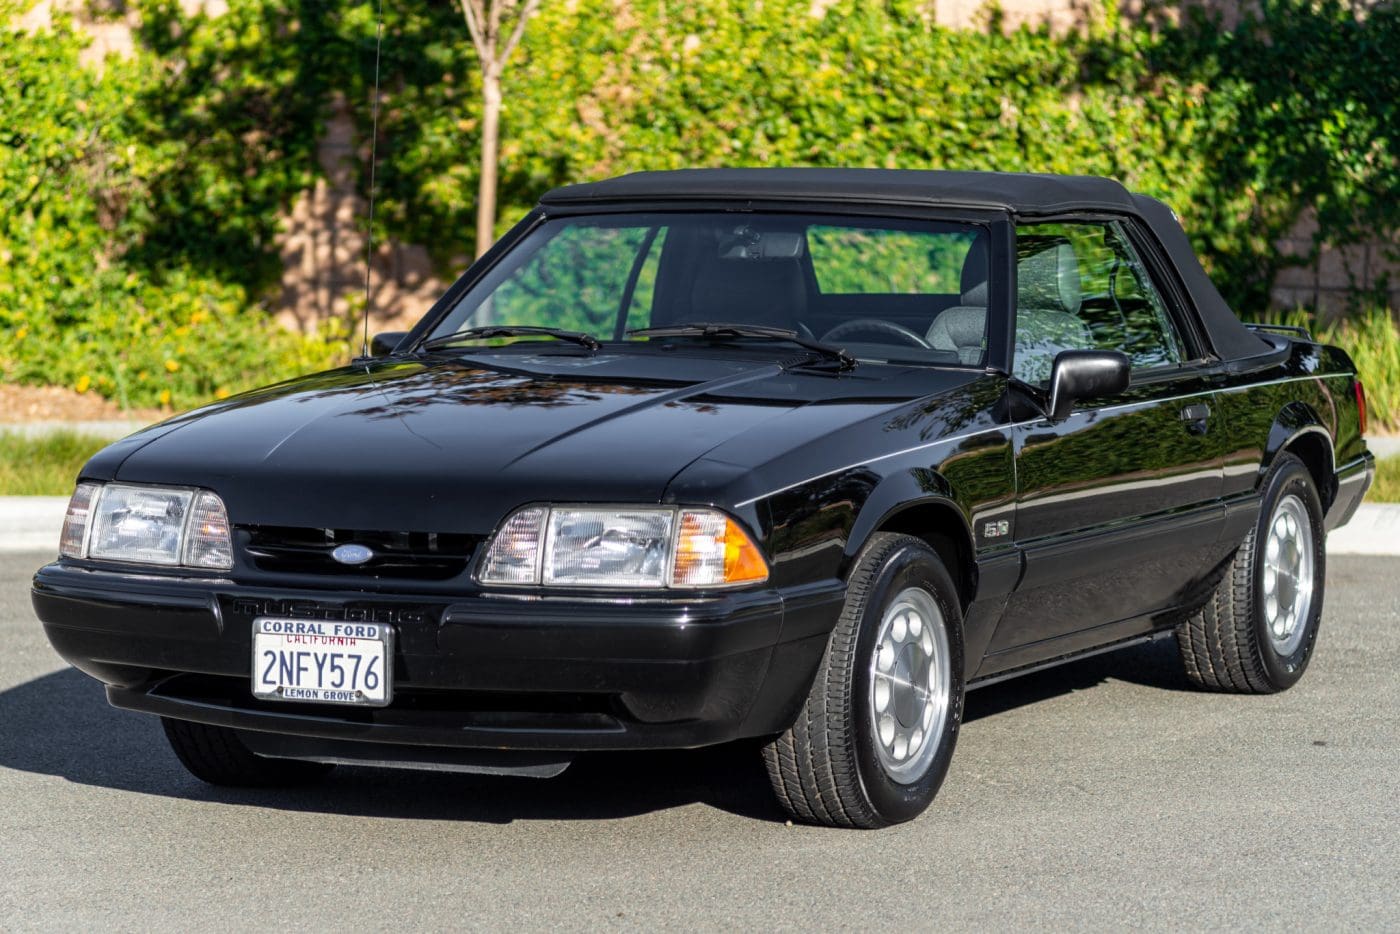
443;212;1185;377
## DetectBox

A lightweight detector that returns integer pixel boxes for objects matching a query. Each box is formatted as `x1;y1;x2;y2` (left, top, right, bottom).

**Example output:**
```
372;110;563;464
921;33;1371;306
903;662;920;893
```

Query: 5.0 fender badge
331;543;375;565
983;520;1009;539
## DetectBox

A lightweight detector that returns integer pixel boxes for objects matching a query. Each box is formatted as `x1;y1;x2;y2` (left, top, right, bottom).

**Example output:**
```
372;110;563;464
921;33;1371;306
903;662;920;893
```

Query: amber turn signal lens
672;510;769;588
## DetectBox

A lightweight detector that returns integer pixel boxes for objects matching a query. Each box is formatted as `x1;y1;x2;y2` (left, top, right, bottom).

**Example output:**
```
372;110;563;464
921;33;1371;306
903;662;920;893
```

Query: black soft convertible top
542;167;1138;215
541;168;1269;361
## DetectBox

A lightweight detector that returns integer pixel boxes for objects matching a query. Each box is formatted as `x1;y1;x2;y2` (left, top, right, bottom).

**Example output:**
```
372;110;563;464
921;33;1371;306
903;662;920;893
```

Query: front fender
845;471;966;564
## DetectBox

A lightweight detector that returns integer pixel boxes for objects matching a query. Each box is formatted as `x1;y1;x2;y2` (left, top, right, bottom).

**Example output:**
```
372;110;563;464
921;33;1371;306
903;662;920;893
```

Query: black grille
242;526;478;580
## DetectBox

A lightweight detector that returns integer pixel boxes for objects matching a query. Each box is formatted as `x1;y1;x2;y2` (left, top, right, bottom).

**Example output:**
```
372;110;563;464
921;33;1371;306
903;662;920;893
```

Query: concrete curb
0;419;153;440
2;495;1396;556
1325;502;1400;556
1370;435;1400;460
0;497;70;555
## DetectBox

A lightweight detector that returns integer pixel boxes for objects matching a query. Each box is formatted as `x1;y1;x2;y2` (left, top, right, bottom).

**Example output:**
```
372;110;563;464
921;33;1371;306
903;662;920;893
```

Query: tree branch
497;0;540;66
458;0;490;63
487;0;503;60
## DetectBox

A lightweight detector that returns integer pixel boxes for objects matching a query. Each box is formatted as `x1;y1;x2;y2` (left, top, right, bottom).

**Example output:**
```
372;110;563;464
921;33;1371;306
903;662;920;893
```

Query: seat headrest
961;281;988;306
1017;238;1081;314
688;256;806;331
960;234;988;298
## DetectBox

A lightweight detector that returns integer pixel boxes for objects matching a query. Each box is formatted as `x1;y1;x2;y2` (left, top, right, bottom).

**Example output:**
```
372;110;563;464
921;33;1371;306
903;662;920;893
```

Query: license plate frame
250;617;394;707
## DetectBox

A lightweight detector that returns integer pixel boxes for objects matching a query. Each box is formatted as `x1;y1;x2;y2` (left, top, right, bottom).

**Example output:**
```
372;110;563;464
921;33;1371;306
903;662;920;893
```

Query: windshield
428;211;990;367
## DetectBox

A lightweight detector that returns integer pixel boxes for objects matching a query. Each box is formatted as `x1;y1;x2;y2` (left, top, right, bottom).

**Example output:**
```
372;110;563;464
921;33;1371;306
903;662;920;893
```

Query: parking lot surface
1;552;1396;931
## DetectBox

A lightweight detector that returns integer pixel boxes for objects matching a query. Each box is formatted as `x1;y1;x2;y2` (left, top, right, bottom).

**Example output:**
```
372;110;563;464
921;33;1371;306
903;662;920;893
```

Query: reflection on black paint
768;470;879;586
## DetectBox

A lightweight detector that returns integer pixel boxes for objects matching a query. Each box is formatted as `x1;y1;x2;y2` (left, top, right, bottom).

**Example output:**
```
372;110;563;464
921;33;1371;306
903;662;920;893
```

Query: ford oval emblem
331;543;374;566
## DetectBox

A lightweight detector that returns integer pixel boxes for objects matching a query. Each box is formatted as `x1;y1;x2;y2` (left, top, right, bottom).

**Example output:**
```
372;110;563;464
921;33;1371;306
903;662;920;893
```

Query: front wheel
762;533;965;828
1176;452;1326;693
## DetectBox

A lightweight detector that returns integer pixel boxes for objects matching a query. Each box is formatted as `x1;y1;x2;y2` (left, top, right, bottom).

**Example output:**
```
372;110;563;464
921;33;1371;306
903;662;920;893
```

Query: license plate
251;618;393;707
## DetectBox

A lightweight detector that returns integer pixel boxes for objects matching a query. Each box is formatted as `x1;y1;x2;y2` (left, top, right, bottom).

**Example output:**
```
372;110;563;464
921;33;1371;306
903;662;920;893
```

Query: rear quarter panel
1215;341;1360;504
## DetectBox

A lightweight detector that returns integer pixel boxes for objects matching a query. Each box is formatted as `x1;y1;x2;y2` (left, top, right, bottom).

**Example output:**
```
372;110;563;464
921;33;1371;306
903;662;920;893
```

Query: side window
1013;221;1183;386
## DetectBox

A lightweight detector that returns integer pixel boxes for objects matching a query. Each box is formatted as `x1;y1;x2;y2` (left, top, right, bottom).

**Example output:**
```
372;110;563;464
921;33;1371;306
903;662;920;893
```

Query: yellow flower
15;327;27;341
75;375;91;394
215;387;230;400
164;359;180;373
159;389;172;407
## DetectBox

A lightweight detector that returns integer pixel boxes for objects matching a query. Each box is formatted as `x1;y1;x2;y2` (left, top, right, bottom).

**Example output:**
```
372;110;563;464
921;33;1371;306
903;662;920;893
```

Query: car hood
100;351;973;532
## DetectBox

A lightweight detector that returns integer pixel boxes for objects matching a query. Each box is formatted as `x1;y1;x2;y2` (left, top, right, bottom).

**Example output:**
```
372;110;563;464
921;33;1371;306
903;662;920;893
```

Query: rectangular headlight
543;508;674;588
478;505;768;589
88;485;193;565
61;482;233;570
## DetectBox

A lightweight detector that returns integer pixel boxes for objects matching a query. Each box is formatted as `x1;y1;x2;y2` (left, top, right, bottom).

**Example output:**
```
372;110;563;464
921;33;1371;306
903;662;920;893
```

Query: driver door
979;220;1229;674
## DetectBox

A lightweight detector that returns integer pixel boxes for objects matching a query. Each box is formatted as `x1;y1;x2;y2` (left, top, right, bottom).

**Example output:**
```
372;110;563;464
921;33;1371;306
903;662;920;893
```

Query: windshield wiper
419;325;601;353
627;323;856;371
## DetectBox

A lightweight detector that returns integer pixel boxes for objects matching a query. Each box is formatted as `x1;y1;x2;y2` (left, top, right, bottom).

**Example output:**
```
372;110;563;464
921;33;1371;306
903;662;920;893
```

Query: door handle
1180;403;1211;434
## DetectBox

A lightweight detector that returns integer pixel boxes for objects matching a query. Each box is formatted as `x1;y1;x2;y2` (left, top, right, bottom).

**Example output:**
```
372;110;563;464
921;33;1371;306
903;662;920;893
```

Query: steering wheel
822;318;931;349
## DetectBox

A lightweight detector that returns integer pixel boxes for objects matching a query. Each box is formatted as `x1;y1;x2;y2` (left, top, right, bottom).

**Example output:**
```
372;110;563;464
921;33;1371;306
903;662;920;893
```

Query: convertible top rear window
433;212;991;368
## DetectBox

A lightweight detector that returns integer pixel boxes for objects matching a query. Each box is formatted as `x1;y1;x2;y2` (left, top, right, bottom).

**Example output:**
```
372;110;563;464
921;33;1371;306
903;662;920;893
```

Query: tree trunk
476;68;502;259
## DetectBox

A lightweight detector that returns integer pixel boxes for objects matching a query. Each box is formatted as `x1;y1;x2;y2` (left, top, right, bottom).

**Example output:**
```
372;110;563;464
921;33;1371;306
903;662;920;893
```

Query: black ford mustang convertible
34;169;1375;828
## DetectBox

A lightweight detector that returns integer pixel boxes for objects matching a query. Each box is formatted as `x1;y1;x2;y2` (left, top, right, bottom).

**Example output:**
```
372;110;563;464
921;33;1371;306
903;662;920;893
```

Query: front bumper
32;562;845;757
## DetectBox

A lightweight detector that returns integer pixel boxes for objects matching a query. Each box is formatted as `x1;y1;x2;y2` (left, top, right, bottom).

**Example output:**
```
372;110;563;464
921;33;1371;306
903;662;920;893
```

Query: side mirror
1047;350;1130;421
370;331;409;357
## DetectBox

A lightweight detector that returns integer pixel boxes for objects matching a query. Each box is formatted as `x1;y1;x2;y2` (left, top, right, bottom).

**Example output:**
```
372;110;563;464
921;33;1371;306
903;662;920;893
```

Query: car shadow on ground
963;635;1196;722
0;638;1194;825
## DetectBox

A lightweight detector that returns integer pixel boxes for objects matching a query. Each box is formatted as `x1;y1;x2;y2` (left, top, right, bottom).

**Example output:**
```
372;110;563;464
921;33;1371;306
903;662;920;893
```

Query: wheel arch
846;479;977;612
1263;404;1336;511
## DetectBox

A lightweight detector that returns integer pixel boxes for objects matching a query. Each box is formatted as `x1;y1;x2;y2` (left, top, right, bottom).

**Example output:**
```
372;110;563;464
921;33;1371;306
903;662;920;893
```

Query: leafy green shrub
0;0;347;411
3;0;1398;417
348;0;1397;315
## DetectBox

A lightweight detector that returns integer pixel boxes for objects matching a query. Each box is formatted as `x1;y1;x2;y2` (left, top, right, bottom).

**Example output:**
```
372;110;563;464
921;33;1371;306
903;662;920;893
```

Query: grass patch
1371;455;1400;503
0;431;111;496
1319;309;1400;435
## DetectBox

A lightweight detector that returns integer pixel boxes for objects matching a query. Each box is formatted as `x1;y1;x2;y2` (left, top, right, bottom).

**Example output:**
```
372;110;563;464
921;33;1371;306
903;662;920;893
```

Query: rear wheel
1176;452;1326;692
762;533;965;828
162;718;335;787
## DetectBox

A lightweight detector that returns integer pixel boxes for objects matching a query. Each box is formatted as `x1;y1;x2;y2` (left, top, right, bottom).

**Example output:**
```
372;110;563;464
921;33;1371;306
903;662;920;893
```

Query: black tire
1176;452;1326;693
762;533;965;829
161;718;335;787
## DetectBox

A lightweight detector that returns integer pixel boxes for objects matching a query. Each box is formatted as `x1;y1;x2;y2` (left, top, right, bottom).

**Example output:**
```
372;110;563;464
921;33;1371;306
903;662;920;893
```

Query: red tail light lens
1355;380;1367;437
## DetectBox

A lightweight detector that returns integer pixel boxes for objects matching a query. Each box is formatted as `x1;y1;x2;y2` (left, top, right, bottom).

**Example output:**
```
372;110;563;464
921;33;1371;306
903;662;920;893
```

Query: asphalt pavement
1;551;1396;931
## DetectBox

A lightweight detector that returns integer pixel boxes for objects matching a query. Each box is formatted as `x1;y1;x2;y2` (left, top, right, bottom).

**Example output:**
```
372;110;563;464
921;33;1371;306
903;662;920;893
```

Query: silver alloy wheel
1263;493;1315;656
868;586;951;784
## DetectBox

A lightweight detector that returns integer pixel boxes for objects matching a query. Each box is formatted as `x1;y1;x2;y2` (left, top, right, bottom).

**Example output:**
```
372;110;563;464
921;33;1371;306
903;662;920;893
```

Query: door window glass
1013;221;1184;385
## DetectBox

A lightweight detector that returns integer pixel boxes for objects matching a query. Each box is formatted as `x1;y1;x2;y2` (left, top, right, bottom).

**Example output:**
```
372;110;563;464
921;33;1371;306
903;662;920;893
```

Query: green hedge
2;0;1397;415
0;0;343;409
356;0;1399;314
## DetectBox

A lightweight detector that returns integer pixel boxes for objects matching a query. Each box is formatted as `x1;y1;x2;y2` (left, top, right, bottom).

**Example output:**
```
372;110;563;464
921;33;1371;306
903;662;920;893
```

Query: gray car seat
1011;240;1092;385
926;236;991;365
685;230;808;332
